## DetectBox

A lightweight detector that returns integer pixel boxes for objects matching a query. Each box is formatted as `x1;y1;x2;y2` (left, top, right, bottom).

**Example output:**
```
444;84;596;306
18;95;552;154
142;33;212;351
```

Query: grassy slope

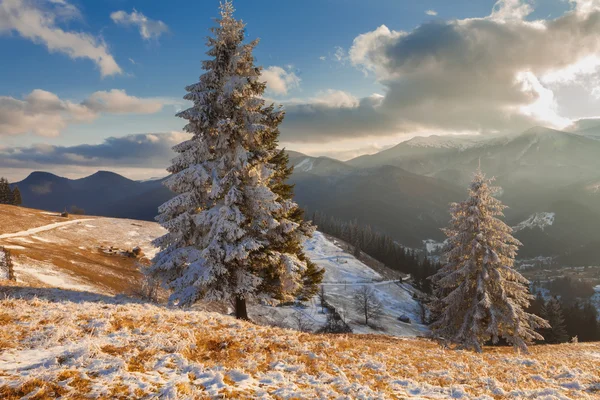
0;204;164;294
0;284;599;399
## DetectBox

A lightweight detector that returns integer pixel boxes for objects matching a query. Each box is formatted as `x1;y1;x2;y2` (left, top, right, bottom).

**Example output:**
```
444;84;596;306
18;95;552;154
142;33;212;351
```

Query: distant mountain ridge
347;127;600;188
12;171;172;220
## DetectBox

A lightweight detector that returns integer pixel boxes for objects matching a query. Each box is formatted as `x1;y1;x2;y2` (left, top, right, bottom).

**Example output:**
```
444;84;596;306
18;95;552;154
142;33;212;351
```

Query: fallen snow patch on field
295;158;314;172
12;259;100;293
0;219;93;240
0;290;598;399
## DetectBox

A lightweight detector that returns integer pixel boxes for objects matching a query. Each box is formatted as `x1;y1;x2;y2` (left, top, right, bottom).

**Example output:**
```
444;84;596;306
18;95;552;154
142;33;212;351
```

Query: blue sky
2;0;600;180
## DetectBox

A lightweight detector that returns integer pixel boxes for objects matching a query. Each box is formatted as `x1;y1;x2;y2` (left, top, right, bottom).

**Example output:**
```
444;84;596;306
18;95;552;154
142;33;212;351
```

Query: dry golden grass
1;282;597;398
0;205;163;295
0;205;80;235
0;378;68;400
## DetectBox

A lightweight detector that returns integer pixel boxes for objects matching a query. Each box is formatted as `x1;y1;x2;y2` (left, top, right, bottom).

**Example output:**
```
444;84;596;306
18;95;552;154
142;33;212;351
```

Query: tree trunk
235;296;249;320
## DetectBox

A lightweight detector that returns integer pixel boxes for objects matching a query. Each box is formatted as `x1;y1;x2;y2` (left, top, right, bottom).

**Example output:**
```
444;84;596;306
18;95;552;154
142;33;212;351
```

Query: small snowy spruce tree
149;1;317;319
430;169;549;352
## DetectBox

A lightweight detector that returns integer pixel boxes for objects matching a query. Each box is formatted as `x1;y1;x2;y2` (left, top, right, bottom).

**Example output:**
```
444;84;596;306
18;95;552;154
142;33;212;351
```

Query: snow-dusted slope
0;206;425;337
513;212;555;232
0;206;165;294
303;232;427;336
1;288;599;399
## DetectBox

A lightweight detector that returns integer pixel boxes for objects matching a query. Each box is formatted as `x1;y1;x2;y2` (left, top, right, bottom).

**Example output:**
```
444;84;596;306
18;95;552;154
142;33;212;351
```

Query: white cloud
489;0;533;21
0;0;121;77
348;25;404;76
261;66;301;96
425;10;438;16
311;90;360;108
319;56;326;61
570;0;600;14
110;9;168;40
284;0;600;143
334;46;347;63
0;89;164;137
82;89;163;114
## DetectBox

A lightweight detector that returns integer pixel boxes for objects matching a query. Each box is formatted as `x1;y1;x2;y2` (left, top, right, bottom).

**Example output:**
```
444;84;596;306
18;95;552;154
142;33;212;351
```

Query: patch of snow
0;219;94;240
423;239;445;254
31;235;52;243
513;212;555;232
404;135;485;150
12;259;100;293
12;237;34;244
294;158;314;172
2;245;26;250
301;232;427;336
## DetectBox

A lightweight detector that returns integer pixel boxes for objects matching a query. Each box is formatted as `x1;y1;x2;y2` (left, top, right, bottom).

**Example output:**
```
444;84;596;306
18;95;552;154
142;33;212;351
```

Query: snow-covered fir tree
430;169;549;352
264;148;324;302
149;1;320;319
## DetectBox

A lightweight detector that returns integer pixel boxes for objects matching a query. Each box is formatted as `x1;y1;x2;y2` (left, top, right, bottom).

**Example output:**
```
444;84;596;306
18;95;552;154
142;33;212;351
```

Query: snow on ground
0;287;599;399
1;207;426;337
12;258;99;293
513;212;555;232
294;157;315;172
300;232;427;336
0;208;166;294
0;219;93;240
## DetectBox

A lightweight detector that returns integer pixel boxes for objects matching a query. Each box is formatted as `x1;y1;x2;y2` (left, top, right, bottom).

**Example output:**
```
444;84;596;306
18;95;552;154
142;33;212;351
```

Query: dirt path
0;219;94;240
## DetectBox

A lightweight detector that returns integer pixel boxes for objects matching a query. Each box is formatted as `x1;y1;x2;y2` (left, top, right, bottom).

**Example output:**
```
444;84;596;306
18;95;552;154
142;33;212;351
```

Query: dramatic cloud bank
0;89;165;137
0;0;121;77
280;0;600;143
110;9;168;40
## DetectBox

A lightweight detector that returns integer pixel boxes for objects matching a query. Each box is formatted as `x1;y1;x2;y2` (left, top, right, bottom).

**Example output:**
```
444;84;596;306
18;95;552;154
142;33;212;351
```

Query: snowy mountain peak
295;158;315;172
404;135;484;150
513;212;555;232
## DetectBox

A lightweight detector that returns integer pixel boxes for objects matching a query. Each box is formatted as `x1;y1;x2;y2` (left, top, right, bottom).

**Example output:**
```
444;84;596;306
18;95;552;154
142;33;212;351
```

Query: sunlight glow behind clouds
277;0;600;146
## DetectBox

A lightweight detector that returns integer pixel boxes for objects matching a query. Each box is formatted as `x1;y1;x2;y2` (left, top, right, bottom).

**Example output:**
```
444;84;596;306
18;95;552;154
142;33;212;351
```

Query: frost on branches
430;170;549;352
149;1;320;319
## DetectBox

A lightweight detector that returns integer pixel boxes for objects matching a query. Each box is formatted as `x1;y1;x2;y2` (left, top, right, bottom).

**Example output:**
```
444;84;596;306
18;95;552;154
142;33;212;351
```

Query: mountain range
10;126;600;265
